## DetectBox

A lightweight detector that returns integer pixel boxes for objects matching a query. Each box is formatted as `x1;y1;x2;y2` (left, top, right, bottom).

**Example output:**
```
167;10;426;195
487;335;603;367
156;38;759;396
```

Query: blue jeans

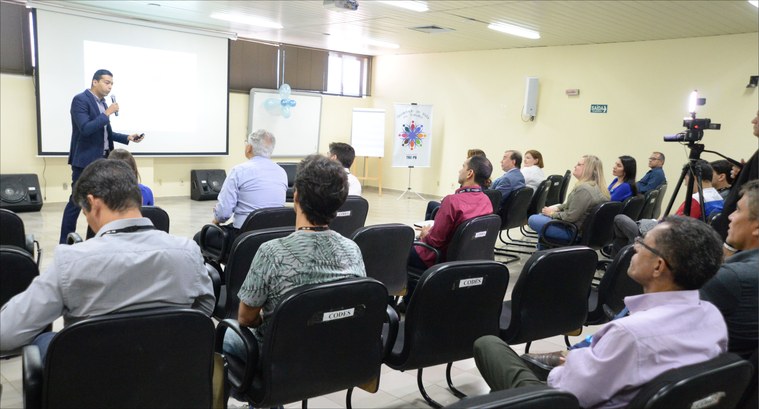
32;332;56;363
527;214;574;248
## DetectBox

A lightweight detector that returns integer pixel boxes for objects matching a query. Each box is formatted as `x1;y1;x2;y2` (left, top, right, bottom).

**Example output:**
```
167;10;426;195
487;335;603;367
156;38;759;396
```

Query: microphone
111;95;118;116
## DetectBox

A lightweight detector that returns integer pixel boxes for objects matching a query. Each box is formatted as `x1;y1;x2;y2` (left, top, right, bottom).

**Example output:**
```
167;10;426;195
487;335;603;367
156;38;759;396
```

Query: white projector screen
35;9;229;156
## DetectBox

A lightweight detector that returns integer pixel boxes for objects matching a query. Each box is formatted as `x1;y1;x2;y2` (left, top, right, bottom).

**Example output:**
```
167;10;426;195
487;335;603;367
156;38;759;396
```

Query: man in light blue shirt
491;150;526;210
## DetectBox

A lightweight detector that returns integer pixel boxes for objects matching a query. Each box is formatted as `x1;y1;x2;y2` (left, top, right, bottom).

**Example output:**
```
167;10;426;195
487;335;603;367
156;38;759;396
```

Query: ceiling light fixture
365;38;400;49
210;12;283;29
749;0;759;8
378;1;428;12
487;22;540;40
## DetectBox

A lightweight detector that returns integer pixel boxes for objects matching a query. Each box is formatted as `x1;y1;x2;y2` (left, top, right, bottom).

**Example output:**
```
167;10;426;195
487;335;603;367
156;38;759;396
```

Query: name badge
322;307;355;322
459;277;484;288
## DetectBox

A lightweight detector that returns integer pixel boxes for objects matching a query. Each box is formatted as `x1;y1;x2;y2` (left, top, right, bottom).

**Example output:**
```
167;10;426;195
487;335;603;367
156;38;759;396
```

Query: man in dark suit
491;150;526;209
59;69;144;243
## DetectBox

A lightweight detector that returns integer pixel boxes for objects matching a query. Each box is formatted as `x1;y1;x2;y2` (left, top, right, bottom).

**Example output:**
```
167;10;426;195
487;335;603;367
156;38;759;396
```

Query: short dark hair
328;142;356;168
653;216;722;290
653;151;665;163
684;159;713;182
73;159;142;213
468;155;493;188
294;154;348;225
92;69;113;82
710;160;734;185
619;155;638;195
508;150;523;168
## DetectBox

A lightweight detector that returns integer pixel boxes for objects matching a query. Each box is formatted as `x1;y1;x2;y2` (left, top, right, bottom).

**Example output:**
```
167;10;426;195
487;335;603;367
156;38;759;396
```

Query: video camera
663;90;720;143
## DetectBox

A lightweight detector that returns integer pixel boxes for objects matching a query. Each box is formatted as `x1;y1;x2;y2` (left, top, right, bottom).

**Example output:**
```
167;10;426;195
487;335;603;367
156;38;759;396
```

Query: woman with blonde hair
527;154;610;246
521;149;546;194
108;149;154;205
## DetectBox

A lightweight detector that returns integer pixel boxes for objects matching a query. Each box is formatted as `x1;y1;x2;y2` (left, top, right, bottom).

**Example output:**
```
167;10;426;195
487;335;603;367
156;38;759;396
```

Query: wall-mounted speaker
190;169;226;201
0;174;43;212
523;76;539;120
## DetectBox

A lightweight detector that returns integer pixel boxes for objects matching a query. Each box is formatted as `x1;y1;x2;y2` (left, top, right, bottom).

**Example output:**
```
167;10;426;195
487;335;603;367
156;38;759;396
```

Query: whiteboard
351;109;385;157
249;89;322;157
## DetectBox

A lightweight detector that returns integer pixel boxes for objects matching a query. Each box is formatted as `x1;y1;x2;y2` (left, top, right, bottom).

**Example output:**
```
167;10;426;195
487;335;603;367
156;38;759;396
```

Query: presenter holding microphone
59;69;145;243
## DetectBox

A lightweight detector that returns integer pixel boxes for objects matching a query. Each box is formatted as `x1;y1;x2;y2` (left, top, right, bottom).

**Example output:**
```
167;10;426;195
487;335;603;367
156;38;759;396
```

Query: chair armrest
215;319;259;394
66;232;83;245
26;235;42;265
205;263;222;302
602;304;617;321
413;240;441;264
538;220;579;248
383;304;399;359
23;345;43;409
199;224;229;262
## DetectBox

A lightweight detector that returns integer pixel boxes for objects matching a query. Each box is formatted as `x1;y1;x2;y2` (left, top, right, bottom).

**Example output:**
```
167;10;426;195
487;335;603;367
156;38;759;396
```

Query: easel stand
353;157;383;195
397;166;425;200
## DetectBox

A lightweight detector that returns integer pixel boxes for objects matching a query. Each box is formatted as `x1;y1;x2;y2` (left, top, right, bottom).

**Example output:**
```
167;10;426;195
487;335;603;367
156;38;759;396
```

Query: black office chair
385;261;510;408
543;175;565;207
329;195;369;237
651;183;668;220
586;244;641;325
627;353;753;409
443;385;580;409
493;187;535;263
539;201;623;250
484;189;503;214
558;169;571;204
211;227;294;320
620;194;646;221
216;277;389;408
499;246;597;353
277;162;298;202
0;245;46;359
140;205;170;233
0;208;40;264
23;308;216;409
520;179;552;239
199;206;294;264
638;189;660;220
351;223;415;296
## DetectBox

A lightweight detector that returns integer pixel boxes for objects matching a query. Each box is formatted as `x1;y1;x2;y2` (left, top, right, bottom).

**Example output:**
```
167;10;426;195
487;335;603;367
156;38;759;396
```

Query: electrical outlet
157;179;163;186
62;182;68;190
179;179;184;186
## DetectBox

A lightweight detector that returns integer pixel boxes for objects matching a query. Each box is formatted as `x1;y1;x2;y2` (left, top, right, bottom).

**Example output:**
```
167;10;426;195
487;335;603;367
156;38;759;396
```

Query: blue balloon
280;99;288;106
281;105;291;118
264;98;279;113
278;83;291;100
287;99;296;107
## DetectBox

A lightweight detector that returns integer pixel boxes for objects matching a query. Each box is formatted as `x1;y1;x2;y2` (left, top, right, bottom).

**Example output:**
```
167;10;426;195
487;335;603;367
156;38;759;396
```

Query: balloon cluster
264;84;297;118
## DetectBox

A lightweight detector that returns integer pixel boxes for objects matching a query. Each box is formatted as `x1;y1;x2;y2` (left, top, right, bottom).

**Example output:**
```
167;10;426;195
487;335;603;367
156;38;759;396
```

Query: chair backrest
498;187;534;231
277;162;297;202
253;277;387;407
329;195;369;237
444;385;580;409
140;206;170;233
220;227;294;320
543;175;565;206
351;223;415;296
390;261;509;369
620;195;646;221
500;246;597;345
627;353;753;409
41;308;215;409
525;179;552;220
638;189;660;220
239;206;296;233
446;214;501;262
558;169;572;203
0;245;38;306
0;209;26;249
484;189;503;214
577;201;624;250
651;183;667;220
587;244;641;325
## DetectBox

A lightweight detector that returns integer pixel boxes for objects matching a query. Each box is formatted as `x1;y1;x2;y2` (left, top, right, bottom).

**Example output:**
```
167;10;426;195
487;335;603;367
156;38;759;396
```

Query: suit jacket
68;89;129;168
491;168;525;205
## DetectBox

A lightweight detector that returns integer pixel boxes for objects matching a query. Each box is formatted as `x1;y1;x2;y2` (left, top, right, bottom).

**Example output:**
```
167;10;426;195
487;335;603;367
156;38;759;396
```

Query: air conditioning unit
323;0;359;11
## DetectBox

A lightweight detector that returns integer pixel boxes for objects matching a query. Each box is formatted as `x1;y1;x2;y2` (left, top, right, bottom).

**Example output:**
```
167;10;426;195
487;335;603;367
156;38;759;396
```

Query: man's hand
105;103;119;116
419;224;432;240
128;133;144;143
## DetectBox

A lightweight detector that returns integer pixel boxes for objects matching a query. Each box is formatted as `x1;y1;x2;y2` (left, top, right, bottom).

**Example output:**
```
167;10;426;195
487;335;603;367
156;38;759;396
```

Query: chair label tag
690;392;725;409
323;308;355;322
459;277;484;288
474;231;487;238
337;210;351;217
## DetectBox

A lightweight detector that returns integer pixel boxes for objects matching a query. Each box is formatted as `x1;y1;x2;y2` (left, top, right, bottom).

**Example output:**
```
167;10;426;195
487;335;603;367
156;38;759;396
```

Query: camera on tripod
663;90;721;143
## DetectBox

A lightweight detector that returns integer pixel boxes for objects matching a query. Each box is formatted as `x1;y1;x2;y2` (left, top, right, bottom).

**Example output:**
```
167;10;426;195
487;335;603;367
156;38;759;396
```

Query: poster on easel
392;104;433;168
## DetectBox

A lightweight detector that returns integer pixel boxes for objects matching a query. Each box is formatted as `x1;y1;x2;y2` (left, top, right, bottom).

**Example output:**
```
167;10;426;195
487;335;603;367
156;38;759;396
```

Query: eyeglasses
648;157;661;161
634;236;672;270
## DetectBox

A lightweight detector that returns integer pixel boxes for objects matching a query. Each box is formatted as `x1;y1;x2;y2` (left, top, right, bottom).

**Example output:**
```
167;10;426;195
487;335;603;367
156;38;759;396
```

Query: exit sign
590;104;608;113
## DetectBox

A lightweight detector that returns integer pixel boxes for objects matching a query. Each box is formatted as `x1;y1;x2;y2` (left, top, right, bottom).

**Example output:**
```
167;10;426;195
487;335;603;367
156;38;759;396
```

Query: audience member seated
222;154;366;364
329;142;361;196
491;150;526;208
636;151;667;194
521;149;546;195
474;216;727;409
608;155;638;202
700;180;758;359
710;159;734;200
527;155;610;246
610;159;723;255
425;148;488;220
108;148;154;205
193;129;287;249
0;159;214;358
405;155;494;302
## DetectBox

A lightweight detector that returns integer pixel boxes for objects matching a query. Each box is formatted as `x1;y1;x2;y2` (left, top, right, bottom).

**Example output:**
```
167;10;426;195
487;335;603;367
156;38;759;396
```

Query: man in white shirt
329;142;362;196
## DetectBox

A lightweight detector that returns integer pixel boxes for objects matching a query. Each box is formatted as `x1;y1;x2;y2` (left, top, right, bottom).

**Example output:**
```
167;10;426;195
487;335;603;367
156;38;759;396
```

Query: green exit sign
590;104;608;113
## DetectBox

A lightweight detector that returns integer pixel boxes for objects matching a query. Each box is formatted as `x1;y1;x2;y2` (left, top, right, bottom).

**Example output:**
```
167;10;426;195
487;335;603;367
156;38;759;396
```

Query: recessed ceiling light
378;1;428;12
749;0;759;8
210;12;283;29
365;38;400;49
487;22;540;40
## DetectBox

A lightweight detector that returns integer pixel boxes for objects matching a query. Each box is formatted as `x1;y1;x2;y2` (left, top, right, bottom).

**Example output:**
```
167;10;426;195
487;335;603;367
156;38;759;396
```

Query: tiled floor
0;188;601;408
